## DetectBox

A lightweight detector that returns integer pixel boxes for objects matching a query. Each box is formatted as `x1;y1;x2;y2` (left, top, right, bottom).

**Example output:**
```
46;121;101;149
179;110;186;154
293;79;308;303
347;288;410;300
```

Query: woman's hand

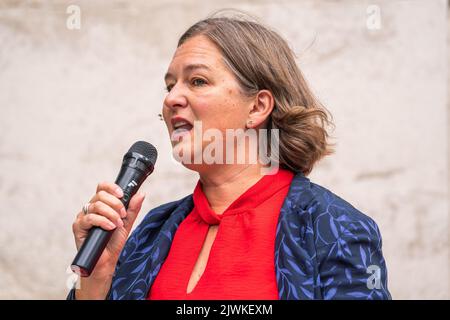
72;182;145;299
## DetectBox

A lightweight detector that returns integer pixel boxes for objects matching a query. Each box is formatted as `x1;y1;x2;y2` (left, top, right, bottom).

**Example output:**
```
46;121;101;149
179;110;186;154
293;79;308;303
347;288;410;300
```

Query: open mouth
171;121;194;140
173;122;193;131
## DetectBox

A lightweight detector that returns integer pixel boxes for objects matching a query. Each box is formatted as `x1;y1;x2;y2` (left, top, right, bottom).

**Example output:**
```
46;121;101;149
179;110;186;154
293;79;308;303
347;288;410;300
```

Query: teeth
173;121;190;129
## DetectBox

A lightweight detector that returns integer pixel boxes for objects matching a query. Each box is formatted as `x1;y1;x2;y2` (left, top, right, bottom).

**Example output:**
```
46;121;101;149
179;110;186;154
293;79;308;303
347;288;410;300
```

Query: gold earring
247;120;253;127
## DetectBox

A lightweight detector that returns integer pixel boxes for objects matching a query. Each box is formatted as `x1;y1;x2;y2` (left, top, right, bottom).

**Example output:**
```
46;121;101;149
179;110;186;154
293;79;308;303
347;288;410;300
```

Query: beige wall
0;0;448;299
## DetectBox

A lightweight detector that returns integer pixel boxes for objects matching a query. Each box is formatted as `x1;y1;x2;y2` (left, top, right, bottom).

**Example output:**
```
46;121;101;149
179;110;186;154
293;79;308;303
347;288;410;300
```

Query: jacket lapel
110;195;194;300
275;172;322;299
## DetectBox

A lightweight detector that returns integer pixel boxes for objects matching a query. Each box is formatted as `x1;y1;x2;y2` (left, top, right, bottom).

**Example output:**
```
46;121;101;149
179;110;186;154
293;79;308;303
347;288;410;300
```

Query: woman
69;15;391;300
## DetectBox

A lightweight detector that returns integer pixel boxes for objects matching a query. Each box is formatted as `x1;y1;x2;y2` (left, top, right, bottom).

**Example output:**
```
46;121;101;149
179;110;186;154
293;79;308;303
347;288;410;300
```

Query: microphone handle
70;163;147;277
70;227;114;277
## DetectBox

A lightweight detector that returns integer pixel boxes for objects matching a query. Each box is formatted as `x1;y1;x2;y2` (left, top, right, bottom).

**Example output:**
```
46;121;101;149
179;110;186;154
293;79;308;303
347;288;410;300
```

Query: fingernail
108;221;117;229
120;207;127;218
117;218;124;228
115;188;123;198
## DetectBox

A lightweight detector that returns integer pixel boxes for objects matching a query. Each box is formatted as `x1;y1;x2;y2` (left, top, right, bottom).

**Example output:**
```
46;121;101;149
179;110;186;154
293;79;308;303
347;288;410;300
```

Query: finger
96;190;127;218
95;181;123;198
88;201;124;228
79;213;118;231
123;192;145;231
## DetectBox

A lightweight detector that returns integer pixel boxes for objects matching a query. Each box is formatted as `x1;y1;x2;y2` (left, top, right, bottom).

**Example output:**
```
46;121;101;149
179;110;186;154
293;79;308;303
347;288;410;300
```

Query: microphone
71;141;158;277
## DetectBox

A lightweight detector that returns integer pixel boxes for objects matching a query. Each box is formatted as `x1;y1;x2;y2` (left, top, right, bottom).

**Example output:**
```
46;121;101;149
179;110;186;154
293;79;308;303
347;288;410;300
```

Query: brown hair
178;11;335;176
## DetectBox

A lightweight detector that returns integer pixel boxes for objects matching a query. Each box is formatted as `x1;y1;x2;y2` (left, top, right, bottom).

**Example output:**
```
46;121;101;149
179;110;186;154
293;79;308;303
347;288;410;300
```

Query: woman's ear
247;90;274;128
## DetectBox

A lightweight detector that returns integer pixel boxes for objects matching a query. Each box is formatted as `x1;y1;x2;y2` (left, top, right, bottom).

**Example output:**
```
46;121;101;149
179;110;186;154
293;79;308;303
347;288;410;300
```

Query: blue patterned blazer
70;172;391;300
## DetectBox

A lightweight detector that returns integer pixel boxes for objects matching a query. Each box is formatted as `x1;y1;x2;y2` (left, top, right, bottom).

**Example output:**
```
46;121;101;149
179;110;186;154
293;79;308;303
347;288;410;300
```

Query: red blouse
147;168;294;300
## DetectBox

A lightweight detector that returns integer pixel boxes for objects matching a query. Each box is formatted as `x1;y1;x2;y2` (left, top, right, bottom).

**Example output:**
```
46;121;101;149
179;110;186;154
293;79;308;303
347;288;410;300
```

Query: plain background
0;0;448;299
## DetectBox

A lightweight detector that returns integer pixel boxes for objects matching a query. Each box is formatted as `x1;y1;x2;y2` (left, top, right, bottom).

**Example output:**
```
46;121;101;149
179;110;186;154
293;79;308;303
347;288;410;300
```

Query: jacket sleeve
317;215;391;300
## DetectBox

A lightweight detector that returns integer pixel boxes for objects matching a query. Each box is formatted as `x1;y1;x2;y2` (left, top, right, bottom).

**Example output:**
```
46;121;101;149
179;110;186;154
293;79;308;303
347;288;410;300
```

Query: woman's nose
164;85;188;109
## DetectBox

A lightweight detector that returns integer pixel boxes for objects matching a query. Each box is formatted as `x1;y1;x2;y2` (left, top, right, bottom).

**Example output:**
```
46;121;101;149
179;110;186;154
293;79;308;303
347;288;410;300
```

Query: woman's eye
165;78;206;92
192;78;207;87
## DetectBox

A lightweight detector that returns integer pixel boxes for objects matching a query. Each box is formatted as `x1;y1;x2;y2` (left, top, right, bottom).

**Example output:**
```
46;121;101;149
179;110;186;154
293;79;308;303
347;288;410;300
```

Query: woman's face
162;35;253;170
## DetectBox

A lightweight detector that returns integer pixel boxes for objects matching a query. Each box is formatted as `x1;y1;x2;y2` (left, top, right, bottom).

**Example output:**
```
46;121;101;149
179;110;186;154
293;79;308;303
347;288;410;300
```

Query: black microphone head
129;141;158;166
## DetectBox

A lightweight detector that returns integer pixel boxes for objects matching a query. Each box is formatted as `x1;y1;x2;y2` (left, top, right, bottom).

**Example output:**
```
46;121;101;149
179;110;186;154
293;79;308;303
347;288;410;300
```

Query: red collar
192;168;294;225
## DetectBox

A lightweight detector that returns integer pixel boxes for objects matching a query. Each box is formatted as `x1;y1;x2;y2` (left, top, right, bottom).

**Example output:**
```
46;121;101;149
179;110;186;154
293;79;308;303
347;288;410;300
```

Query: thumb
123;192;145;232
